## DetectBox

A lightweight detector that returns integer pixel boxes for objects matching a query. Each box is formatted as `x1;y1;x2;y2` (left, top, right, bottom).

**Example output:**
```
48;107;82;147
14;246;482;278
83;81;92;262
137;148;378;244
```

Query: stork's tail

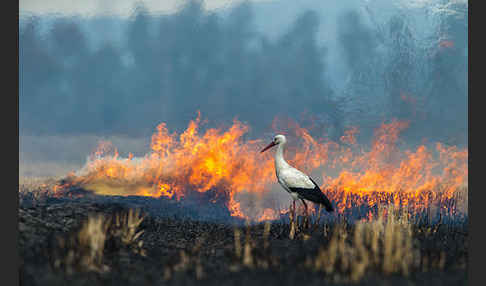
317;192;334;212
309;178;334;212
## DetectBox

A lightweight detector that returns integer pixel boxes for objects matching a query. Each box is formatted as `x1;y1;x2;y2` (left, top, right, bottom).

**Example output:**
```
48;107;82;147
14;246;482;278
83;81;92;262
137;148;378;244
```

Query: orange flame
53;113;467;221
439;40;454;49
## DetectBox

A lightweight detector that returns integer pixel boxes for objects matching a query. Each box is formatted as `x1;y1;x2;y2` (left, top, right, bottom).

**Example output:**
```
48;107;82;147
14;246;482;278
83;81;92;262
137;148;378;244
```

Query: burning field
19;114;468;286
49;113;467;222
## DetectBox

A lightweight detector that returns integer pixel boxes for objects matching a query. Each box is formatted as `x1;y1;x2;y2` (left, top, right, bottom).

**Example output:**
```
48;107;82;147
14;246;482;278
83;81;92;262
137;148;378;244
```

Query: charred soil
19;183;468;286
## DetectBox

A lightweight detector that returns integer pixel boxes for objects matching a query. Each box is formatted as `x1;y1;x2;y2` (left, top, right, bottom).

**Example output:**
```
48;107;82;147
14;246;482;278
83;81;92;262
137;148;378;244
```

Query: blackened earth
19;189;468;286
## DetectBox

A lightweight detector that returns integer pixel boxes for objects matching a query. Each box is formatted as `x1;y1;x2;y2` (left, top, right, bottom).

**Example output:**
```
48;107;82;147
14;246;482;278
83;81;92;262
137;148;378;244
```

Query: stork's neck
275;142;290;173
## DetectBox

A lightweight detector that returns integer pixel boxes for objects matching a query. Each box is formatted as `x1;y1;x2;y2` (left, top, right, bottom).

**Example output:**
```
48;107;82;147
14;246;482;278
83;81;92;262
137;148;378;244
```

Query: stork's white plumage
261;134;334;214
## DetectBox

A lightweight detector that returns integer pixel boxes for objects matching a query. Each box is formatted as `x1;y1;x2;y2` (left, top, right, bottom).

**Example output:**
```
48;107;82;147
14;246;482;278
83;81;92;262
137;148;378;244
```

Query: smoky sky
19;0;468;147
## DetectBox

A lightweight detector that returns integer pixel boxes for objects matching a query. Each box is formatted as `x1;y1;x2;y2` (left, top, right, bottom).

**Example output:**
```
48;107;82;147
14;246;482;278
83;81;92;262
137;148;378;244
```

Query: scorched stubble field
19;177;468;286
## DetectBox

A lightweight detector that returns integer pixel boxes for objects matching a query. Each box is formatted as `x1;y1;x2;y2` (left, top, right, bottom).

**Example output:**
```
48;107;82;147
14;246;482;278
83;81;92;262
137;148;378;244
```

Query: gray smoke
19;0;467;177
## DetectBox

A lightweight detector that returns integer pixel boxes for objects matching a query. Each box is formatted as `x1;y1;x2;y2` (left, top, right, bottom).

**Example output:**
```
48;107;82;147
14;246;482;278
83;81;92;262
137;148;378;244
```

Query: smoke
19;134;149;177
19;0;467;177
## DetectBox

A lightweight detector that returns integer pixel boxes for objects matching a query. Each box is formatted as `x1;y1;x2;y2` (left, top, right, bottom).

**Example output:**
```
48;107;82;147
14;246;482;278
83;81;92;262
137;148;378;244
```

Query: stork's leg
289;200;296;240
300;199;308;217
300;199;309;228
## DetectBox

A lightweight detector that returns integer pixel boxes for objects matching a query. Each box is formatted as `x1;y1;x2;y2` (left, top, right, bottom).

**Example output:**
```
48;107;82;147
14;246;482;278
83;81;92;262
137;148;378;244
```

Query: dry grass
227;204;458;284
164;234;207;280
19;197;467;286
231;221;273;271
19;176;61;204
111;209;146;256
76;214;111;272
311;206;419;282
19;179;466;285
52;209;146;274
54;213;111;274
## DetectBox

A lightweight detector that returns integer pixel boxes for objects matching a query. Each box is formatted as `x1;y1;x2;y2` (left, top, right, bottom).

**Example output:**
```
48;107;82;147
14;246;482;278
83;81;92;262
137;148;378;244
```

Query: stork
261;134;334;216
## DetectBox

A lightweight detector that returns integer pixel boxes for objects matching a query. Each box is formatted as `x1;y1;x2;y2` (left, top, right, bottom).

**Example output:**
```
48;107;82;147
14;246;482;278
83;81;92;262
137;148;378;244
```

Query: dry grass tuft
54;214;111;274
243;221;255;267
166;235;206;280
231;221;275;271
313;205;418;282
111;209;146;256
52;209;146;274
289;210;296;240
76;214;111;272
234;228;242;259
19;176;63;206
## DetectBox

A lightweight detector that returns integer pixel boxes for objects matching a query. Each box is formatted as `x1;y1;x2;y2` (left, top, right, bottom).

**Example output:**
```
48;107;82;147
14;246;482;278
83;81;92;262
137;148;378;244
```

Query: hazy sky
19;0;276;16
19;0;467;17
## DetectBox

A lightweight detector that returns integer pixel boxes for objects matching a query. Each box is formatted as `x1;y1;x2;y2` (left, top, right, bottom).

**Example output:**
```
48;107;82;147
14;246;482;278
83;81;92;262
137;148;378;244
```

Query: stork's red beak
260;141;277;153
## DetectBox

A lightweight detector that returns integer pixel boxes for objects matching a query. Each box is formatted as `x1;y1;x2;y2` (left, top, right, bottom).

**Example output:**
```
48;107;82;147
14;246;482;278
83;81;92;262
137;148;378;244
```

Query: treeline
19;1;467;146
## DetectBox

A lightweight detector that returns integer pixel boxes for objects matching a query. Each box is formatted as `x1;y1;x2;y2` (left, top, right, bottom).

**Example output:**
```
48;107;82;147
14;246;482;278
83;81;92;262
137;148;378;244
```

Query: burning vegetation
19;115;468;285
50;113;468;223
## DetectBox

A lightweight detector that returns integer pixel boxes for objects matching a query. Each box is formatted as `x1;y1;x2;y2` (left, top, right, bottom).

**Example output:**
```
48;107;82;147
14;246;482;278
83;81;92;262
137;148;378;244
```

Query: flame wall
54;113;468;222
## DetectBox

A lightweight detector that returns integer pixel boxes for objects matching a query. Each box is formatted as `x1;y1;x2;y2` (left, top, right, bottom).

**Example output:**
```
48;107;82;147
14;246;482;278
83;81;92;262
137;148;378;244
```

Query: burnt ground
19;186;468;286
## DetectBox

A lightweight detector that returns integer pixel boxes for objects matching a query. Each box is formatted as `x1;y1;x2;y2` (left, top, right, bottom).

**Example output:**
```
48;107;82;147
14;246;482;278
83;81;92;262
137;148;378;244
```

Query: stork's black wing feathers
289;177;334;212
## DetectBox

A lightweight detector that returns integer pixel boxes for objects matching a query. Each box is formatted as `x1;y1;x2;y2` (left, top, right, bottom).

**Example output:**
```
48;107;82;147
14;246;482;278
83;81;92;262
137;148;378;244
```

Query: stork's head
260;134;286;153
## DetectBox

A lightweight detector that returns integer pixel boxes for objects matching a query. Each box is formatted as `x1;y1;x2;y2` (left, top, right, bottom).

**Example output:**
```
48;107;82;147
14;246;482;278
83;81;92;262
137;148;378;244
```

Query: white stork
260;134;334;215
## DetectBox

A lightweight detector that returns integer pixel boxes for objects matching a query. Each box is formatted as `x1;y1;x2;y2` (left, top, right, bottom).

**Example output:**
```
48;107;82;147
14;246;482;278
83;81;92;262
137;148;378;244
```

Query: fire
439;40;454;49
53;113;468;222
340;126;359;145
